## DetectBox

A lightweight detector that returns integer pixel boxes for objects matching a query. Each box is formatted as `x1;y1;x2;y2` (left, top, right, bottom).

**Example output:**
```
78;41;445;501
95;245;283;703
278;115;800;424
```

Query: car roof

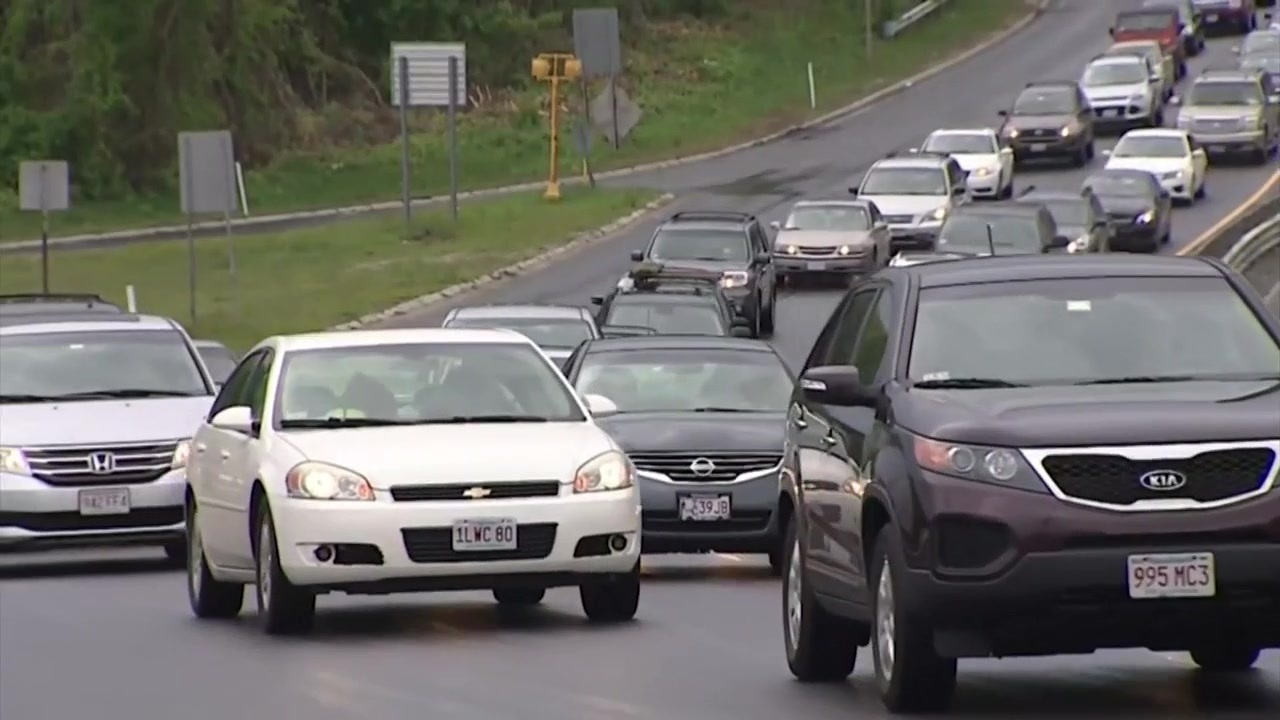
0;314;174;333
269;327;537;352
613;290;718;304
1088;167;1157;180
928;127;997;137
1022;80;1077;91
905;254;1219;289
193;338;230;349
1107;39;1160;50
449;304;588;320
791;198;877;209
872;155;950;170
1019;191;1090;204
1089;54;1143;66
582;335;776;354
1119;128;1186;140
1195;70;1261;82
951;203;1045;218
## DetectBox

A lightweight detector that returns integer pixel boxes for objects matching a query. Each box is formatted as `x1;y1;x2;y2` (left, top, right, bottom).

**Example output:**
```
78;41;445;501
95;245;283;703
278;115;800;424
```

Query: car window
244;350;274;421
197;344;238;384
1112;135;1188;158
851;292;893;384
824;289;879;365
576;348;793;413
1013;87;1075;115
1115;11;1175;32
208;351;266;419
907;276;1280;384
648;227;749;262
939;215;1045;253
604;300;726;335
1084;173;1156;198
1083;61;1146;87
784;205;871;231
922;133;997;154
443;317;595;350
1186;81;1264;106
861;167;948;196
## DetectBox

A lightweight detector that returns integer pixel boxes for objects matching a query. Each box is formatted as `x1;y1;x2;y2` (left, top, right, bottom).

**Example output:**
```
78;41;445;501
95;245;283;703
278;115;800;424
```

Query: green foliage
0;0;731;200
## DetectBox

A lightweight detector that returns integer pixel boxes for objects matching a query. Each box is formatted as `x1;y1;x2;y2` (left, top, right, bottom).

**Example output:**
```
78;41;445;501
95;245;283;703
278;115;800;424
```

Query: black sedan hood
894;380;1280;446
596;411;785;452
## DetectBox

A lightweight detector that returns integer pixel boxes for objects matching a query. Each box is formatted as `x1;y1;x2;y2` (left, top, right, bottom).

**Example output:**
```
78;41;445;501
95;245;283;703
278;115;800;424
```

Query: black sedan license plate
678;493;731;521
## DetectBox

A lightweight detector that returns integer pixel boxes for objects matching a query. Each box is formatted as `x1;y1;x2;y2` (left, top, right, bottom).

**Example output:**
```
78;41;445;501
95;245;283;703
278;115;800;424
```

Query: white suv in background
1080;55;1164;128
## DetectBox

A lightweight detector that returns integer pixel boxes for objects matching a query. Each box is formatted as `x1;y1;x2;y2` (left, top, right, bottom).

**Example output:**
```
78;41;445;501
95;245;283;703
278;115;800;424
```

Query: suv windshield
1013;88;1075;115
1242;54;1280;73
444;317;594;349
576;348;792;413
605;299;726;336
1115;12;1174;32
1083;61;1146;86
938;215;1045;254
784;205;871;231
922;133;995;154
0;330;209;400
1112;135;1187;158
861;167;948;195
908;276;1280;385
648;228;749;262
1186;81;1263;106
274;342;583;425
1242;31;1280;56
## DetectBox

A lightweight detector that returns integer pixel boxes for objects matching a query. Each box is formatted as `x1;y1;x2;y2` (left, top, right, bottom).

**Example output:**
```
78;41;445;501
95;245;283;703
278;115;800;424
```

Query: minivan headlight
912;435;1047;492
171;440;191;469
0;447;31;476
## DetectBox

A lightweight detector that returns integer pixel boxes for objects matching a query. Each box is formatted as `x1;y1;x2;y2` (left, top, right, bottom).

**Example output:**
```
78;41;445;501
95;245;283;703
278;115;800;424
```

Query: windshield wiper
280;417;410;428
0;394;63;403
53;389;199;399
691;406;760;413
1077;373;1280;386
415;415;553;424
912;378;1028;389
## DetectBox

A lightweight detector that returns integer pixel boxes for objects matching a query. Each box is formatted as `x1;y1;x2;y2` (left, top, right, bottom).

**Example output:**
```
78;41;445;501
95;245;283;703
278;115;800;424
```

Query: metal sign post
19;161;70;293
390;42;468;227
178;130;238;323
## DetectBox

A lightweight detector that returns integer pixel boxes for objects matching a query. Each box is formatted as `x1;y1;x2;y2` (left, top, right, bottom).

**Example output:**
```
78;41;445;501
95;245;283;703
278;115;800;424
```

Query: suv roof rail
0;292;119;306
666;210;755;224
0;293;123;314
624;262;723;292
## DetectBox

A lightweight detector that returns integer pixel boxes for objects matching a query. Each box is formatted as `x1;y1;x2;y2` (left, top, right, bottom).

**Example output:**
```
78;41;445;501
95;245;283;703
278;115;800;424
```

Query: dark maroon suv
778;253;1280;713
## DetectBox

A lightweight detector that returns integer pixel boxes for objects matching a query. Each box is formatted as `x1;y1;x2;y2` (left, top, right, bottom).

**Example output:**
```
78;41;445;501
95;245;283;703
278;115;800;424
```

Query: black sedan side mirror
754;251;770;264
848;185;859;194
1049;235;1070;249
589;296;604;306
799;365;876;407
629;250;644;262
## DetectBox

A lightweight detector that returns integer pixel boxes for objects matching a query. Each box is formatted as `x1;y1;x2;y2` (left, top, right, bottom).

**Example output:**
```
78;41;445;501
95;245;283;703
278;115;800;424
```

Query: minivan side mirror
798;366;876;407
209;405;255;434
629;250;644;262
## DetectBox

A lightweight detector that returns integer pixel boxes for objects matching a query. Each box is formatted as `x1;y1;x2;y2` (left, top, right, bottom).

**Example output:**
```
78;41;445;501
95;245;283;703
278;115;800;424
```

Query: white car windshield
604;300;726;336
0;330;210;400
444;317;594;350
648;228;749;263
922;133;996;154
1242;31;1280;55
908;276;1280;385
784;205;871;231
1083;62;1146;86
938;215;1044;254
274;342;583;425
861;167;947;196
576;348;793;413
1186;81;1263;106
1112;135;1187;158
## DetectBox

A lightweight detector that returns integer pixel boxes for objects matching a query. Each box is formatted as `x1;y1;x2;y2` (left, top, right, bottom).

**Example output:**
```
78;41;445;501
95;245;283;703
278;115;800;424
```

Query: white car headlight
971;165;996;178
1160;170;1182;180
720;271;750;289
285;461;375;501
837;245;852;255
171;440;191;469
573;450;634;493
1067;236;1090;253
0;447;31;476
1059;126;1072;137
927;206;948;222
781;245;799;255
1136;210;1155;224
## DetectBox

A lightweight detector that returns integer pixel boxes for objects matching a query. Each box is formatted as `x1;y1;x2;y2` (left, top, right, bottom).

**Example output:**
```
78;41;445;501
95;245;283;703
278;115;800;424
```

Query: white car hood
0;396;214;446
1083;82;1148;102
948;153;999;171
278;422;617;488
1104;156;1187;174
858;194;949;218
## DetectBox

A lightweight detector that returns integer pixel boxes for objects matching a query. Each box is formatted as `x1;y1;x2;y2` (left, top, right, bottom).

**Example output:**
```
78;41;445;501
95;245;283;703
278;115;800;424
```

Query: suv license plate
1030;143;1048;152
451;518;518;551
1127;552;1215;599
1205;13;1217;21
807;261;826;271
78;487;130;516
678;494;731;521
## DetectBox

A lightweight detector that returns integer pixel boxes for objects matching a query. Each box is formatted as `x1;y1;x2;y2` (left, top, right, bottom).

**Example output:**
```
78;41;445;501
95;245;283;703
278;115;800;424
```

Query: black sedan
1081;169;1172;252
1016;187;1113;253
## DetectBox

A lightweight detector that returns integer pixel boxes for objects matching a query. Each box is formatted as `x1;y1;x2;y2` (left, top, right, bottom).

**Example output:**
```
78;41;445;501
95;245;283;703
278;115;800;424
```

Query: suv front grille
1190;118;1244;133
1040;447;1274;507
628;451;781;483
22;441;179;487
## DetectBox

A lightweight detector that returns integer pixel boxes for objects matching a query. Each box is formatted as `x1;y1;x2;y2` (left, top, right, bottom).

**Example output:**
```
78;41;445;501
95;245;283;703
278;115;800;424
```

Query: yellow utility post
531;53;582;201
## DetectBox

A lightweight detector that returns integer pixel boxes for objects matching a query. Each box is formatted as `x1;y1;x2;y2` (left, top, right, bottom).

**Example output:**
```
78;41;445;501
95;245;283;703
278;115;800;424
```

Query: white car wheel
253;503;316;635
185;500;244;619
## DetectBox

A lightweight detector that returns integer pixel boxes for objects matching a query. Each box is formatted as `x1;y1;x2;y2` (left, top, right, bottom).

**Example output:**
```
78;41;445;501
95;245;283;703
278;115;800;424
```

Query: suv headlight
912;436;1047;492
0;447;31;476
285;461;375;500
971;165;995;178
171;440;191;469
573;450;634;493
1136;210;1155;224
1059;126;1073;137
720;270;750;289
1242;115;1261;129
927;206;948;222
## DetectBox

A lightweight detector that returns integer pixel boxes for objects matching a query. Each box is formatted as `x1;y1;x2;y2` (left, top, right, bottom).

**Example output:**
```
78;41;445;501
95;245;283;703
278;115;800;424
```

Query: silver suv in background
0;307;217;561
1174;69;1280;163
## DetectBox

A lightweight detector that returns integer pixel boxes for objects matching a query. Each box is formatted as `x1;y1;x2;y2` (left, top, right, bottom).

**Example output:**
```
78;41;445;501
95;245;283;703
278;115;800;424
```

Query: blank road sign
390;43;467;108
18;161;70;211
178;130;237;215
573;8;622;78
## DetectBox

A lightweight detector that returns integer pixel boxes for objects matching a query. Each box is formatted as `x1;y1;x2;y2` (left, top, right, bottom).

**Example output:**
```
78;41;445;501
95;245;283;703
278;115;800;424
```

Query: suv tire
870;527;957;713
1190;645;1260;672
186;499;244;619
782;518;865;681
254;504;317;635
760;292;776;337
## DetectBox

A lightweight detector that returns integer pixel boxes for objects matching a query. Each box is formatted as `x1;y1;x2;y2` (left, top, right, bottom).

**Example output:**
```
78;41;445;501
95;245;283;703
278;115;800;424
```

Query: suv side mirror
799;366;875;407
629;250;644;262
997;109;1009;117
209;406;255;433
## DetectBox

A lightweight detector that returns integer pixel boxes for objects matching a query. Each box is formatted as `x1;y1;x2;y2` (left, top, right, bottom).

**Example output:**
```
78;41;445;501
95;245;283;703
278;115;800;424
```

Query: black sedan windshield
576;348;792;413
604;299;727;336
938;215;1044;253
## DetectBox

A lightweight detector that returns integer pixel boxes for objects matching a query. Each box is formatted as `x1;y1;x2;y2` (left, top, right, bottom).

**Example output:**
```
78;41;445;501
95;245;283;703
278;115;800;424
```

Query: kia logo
1139;470;1187;492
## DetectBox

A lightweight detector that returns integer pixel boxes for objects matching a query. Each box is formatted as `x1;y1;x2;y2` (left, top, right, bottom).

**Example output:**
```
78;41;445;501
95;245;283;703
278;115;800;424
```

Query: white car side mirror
1169;96;1181;105
582;393;618;418
1101;149;1112;156
209;405;255;433
769;220;781;230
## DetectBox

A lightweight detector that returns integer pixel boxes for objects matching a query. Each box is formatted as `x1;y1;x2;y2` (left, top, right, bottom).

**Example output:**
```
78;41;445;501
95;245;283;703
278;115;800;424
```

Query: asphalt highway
2;2;1278;719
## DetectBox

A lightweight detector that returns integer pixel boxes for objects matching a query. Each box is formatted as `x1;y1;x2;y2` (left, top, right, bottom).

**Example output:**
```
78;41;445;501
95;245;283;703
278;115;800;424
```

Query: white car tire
579;560;640;622
254;503;317;635
186;499;244;619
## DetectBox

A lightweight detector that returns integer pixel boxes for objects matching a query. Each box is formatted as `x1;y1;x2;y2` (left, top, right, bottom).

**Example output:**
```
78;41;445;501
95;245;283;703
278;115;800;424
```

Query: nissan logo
689;457;716;477
1139;470;1187;492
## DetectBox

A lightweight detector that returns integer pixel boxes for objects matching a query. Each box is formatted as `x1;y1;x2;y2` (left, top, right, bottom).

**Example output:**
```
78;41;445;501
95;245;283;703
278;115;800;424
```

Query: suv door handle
791;415;808;430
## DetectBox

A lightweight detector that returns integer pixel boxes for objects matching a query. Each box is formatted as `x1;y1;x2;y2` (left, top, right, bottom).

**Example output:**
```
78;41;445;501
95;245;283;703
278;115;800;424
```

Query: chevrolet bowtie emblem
462;486;492;499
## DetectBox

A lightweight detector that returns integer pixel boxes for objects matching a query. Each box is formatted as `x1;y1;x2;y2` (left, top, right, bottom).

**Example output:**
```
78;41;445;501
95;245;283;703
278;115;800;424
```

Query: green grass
1;0;1032;242
0;188;656;350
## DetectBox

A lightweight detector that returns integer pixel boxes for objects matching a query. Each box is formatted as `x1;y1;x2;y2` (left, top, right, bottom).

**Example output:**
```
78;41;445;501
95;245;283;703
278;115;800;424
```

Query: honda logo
87;452;116;474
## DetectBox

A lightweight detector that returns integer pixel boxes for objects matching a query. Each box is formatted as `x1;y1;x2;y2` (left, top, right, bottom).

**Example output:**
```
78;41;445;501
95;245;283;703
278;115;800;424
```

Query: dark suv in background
778;254;1280;713
631;211;777;336
999;81;1097;166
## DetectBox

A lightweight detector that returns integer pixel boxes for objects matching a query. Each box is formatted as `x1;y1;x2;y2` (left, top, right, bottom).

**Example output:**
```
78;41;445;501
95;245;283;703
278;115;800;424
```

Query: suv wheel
782;518;864;681
254;504;317;635
870;527;957;713
1190;645;1260;672
186;499;244;619
759;292;776;337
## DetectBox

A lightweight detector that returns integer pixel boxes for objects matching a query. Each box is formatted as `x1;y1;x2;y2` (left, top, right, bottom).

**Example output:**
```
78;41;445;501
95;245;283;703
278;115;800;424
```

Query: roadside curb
8;0;1049;250
1178;171;1280;257
330;193;676;330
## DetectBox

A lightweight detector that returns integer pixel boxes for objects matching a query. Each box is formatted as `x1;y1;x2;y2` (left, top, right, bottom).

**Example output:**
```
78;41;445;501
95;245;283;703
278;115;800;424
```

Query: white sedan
913;128;1014;199
1103;128;1208;204
184;328;641;635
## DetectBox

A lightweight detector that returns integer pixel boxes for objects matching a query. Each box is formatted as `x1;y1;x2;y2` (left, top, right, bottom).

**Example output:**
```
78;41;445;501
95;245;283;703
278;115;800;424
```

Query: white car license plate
1030;143;1048;152
451;518;518;551
78;487;130;516
1104;109;1120;117
806;261;826;271
678;494;731;522
1127;552;1215;599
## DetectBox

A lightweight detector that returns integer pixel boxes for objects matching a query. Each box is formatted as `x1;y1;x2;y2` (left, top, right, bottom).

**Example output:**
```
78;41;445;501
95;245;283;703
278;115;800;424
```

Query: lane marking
1178;170;1280;257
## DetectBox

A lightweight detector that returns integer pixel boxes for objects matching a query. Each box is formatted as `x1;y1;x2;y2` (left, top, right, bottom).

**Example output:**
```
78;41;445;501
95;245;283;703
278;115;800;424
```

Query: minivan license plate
1127;552;1215;599
78;487;130;516
678;494;731;521
452;518;518;551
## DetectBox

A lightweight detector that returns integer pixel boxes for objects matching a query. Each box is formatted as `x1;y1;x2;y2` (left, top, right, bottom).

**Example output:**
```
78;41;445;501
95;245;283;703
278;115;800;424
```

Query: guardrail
881;0;951;39
1222;211;1280;317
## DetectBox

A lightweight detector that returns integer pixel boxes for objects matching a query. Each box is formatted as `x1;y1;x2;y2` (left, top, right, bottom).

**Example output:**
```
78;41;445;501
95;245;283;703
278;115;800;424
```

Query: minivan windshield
0;330;210;401
908;276;1280;385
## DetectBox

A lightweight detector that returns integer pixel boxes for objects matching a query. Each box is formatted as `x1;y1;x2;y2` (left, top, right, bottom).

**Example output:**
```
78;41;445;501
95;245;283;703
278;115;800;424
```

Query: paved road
3;2;1278;719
